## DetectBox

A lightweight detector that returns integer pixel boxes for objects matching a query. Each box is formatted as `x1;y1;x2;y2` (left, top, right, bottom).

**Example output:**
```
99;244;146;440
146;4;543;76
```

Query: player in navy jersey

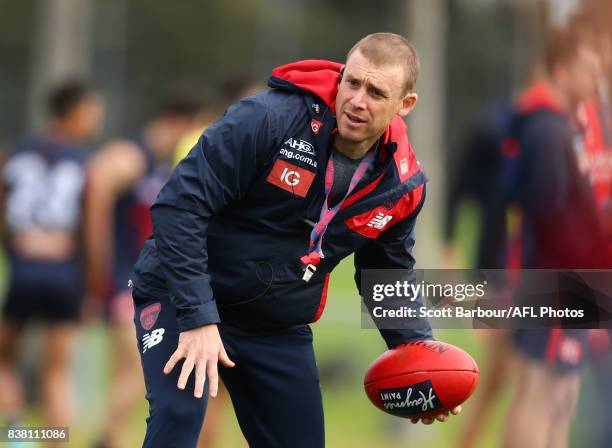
570;16;612;447
86;95;204;448
0;81;104;438
499;28;605;448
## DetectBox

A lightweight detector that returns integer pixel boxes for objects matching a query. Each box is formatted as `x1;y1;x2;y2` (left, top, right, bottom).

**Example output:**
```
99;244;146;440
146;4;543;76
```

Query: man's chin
337;127;366;144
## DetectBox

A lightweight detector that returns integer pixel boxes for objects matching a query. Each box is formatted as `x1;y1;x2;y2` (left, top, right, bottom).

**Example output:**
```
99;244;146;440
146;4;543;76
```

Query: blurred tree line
0;0;548;157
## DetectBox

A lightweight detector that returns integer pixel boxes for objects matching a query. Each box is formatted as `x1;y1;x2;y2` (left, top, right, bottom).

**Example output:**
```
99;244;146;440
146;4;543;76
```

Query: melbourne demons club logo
140;302;161;330
311;119;323;135
266;159;316;198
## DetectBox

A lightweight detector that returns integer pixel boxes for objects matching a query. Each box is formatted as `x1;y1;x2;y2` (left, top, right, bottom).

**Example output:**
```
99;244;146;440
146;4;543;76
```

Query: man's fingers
177;356;195;390
163;349;184;375
219;346;235;368
194;360;206;399
435;413;448;422
207;359;219;398
410;406;459;425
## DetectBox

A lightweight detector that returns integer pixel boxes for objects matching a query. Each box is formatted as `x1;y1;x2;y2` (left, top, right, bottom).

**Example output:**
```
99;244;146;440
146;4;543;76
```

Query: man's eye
348;79;359;87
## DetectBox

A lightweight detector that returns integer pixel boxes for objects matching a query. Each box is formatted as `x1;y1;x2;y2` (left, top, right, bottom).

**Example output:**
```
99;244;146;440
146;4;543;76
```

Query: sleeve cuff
381;327;435;350
176;301;221;332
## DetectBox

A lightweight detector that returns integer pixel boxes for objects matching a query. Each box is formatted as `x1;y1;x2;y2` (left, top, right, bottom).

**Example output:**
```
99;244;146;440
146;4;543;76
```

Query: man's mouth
344;111;367;125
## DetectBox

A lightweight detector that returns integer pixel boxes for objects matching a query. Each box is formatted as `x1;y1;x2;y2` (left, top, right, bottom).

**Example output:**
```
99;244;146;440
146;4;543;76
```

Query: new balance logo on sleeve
142;328;165;353
367;213;393;230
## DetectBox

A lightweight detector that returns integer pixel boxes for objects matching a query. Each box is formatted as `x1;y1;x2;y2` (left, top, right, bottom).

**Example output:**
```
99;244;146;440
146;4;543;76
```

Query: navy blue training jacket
132;60;432;349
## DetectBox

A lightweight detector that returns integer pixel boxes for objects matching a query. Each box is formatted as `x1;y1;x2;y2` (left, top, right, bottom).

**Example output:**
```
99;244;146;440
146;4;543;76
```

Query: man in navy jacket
131;33;457;447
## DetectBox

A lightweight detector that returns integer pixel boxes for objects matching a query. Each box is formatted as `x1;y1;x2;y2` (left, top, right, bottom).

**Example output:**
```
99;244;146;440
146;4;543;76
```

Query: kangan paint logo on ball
140;302;161;330
378;380;443;416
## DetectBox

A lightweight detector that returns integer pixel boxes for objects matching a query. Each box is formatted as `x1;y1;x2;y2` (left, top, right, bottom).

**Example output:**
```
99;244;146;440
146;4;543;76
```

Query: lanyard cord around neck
300;145;377;281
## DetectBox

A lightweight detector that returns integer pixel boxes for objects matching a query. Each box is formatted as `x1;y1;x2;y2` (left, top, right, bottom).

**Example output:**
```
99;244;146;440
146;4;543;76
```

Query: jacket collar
515;81;567;114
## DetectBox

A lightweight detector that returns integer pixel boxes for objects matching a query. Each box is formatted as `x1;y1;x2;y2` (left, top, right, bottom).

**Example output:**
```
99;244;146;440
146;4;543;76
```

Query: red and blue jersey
579;97;612;208
112;141;171;294
499;81;609;269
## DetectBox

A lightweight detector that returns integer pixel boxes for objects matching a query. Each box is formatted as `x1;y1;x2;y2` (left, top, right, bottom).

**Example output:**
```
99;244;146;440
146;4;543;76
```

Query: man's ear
398;92;418;117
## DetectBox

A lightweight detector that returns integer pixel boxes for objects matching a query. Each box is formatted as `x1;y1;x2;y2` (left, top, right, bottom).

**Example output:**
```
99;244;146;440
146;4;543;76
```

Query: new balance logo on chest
367;213;393;230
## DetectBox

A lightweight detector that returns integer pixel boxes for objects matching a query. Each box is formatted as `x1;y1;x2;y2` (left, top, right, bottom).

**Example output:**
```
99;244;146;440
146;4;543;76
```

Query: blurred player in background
86;95;204;448
570;15;612;448
500;27;605;448
173;79;265;166
0;81;104;441
445;101;515;448
443;101;512;270
171;82;262;448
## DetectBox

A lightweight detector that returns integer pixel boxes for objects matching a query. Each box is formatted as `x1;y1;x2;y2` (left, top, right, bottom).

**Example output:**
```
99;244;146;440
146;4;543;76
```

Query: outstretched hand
410;405;462;425
163;324;235;398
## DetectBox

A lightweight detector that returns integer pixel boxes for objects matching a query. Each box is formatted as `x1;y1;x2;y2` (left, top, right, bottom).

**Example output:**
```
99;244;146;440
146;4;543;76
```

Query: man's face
335;49;417;152
153;114;205;161
70;93;105;140
566;44;601;105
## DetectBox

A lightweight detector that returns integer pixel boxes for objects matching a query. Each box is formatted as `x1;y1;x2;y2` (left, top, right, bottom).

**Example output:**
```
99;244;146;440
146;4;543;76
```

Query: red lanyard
301;147;376;281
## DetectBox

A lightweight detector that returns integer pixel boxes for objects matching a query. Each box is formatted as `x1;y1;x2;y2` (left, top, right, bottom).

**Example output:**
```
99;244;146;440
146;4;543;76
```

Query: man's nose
349;88;367;109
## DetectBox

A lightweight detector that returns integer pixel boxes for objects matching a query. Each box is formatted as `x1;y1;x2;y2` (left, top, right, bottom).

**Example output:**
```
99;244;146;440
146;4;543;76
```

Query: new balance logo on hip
367;213;393;230
142;328;165;353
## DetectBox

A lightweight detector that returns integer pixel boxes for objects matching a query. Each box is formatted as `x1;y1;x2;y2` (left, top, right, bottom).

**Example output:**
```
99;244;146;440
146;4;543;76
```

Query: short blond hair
347;33;420;94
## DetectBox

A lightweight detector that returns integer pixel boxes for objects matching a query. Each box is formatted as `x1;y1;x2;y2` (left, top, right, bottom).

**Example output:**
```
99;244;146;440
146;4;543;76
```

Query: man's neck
546;77;573;113
50;122;84;143
333;134;381;159
143;123;173;165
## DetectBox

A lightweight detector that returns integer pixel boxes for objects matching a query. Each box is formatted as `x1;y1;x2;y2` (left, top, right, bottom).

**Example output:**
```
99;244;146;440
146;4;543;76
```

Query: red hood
271;59;343;111
515;81;566;114
270;59;420;182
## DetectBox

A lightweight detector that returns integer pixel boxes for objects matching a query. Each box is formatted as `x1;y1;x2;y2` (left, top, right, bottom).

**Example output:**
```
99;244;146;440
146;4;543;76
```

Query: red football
364;340;479;420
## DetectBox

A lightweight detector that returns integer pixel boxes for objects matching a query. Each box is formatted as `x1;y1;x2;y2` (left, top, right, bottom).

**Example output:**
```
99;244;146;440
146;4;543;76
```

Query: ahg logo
281;167;300;186
284;138;315;155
